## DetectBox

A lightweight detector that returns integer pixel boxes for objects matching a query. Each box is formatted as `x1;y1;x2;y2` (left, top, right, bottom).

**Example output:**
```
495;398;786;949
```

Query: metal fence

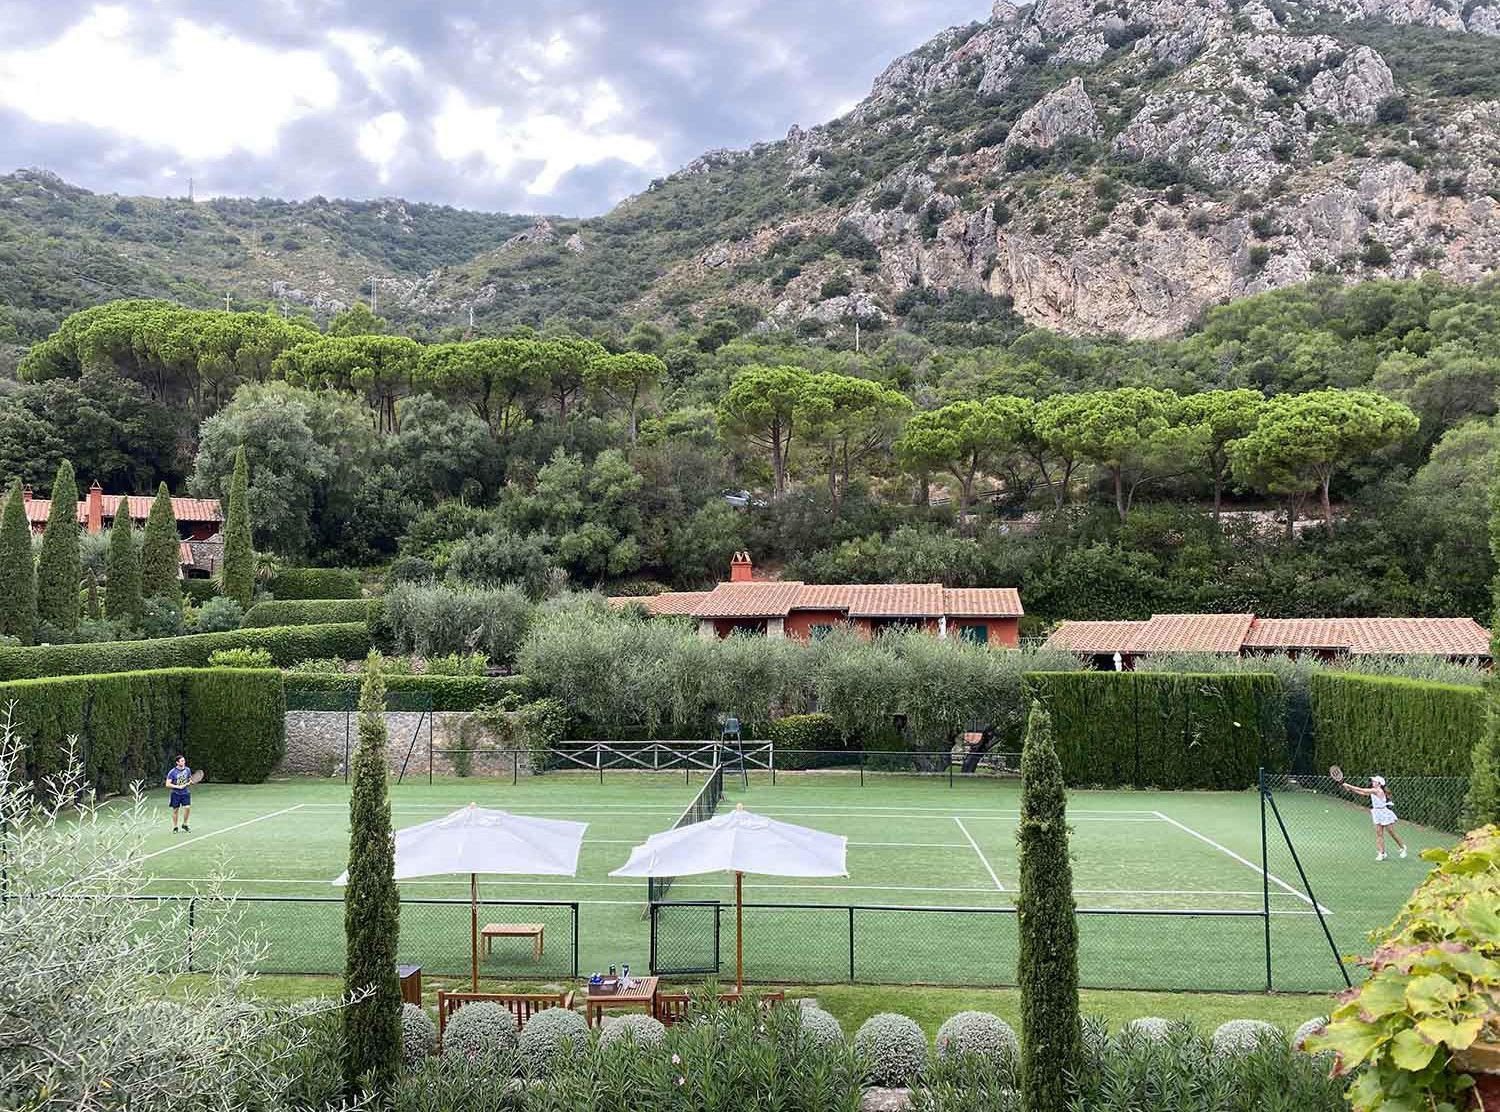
109;894;580;980
648;765;725;904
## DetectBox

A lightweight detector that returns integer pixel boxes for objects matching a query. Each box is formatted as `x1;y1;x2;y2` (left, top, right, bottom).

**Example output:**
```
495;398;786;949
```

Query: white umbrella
335;803;587;989
610;803;847;990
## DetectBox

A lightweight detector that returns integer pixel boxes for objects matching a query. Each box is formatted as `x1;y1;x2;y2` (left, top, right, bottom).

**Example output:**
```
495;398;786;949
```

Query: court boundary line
141;804;306;861
1150;810;1331;914
953;817;1004;891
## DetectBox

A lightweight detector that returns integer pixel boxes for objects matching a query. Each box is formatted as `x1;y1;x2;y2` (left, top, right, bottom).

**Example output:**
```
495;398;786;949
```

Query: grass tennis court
126;770;1456;993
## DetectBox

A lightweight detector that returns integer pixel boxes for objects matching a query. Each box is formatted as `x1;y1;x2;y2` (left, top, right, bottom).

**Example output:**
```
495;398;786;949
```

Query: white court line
583;838;969;849
1151;811;1331;914
141;805;305;861
953;818;1004;891
289;803;1162;816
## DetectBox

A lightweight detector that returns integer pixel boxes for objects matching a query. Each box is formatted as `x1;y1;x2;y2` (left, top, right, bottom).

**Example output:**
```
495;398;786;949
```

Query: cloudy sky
0;1;987;216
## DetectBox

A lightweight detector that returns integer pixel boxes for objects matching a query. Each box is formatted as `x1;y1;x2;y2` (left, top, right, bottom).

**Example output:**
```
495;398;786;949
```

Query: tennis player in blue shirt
166;755;192;832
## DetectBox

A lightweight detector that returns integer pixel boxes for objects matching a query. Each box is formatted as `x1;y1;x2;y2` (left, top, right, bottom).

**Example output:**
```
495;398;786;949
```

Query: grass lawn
127;770;1445;994
187;973;1332;1041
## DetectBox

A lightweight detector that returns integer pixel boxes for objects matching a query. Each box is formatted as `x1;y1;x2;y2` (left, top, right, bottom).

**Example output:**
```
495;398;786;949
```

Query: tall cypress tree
1465;473;1500;827
220;447;254;610
140;483;181;601
36;460;80;631
105;515;143;628
0;481;37;644
343;654;401;1095
1017;702;1080;1112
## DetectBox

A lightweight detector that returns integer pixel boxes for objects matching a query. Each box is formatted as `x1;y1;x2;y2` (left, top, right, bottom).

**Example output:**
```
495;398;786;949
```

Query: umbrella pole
735;870;744;993
471;873;479;992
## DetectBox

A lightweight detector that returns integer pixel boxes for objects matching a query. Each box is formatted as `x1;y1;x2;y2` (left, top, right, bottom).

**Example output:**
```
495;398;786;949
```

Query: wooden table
481;922;544;961
585;976;659;1027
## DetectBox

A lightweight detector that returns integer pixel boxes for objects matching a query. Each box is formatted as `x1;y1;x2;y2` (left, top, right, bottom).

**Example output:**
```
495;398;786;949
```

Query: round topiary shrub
935;1011;1018;1066
798;1006;845;1051
1123;1017;1172;1042
855;1013;928;1087
1212;1019;1281;1058
1292;1017;1330;1055
401;1003;437;1069
598;1014;666;1050
517;1007;590;1073
442;1002;519;1061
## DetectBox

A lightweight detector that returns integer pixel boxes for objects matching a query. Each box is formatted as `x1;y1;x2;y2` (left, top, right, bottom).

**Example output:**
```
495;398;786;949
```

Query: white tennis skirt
1372;806;1397;827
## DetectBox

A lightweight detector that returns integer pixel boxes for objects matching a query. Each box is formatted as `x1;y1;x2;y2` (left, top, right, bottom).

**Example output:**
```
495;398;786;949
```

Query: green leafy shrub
1292;1016;1329;1055
935;1011;1018;1067
384;582;534;668
424;652;489;677
270;568;361;600
194;596;244;634
597;1014;665;1049
3;667;284;788
1024;672;1285;788
441;1002;520;1061
855;1013;927;1086
1211;1019;1281;1058
398;1051;520;1109
768;713;851;768
1309;824;1500;1111
208;647;274;669
0;622;370;680
283;672;505;712
243;599;376;628
1311;673;1480;780
797;1006;844;1050
1122;1017;1172;1042
517;1007;589;1074
140;595;185;639
182;579;219;605
401;1003;437;1069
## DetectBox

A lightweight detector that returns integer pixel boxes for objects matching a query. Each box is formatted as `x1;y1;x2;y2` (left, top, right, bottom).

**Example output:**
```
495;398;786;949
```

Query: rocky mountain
5;0;1500;344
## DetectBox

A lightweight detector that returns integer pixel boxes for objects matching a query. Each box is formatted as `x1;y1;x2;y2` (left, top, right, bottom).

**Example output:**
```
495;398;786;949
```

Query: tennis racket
187;769;205;786
1328;765;1344;783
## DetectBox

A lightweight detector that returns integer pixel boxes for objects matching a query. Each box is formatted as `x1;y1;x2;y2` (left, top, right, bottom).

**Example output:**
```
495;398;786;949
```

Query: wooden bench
653;989;785;1026
436;990;575;1038
480;922;544;961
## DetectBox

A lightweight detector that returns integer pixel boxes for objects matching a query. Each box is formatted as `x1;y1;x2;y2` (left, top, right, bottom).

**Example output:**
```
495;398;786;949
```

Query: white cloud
431;86;660;196
0;5;339;161
357;110;407;182
327;28;421;97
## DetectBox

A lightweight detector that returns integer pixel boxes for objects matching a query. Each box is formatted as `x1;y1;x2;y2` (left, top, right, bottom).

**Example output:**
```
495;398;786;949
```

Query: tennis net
647;764;724;903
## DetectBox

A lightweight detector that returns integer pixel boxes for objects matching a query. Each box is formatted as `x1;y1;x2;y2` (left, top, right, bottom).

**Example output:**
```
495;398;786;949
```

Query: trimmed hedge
0;623;370;680
1309;673;1481;779
184;580;219;605
270;568;361;600
1024;672;1285;789
243;599;378;628
768;713;858;770
284;672;525;712
3;667;285;790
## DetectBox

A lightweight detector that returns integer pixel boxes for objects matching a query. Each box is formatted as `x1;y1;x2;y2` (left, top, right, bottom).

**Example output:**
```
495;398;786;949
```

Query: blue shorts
170;789;190;808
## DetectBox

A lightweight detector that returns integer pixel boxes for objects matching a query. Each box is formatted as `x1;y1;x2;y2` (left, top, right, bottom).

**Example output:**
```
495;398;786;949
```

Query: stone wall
279;710;530;779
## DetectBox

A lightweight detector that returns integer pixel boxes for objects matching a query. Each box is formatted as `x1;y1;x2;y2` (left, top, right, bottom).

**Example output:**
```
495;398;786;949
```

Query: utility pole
224;292;231;312
369;277;378;315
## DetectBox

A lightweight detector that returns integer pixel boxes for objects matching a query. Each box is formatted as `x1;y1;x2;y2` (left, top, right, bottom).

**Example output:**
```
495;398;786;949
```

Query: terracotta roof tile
691;581;806;618
792;584;857;610
1129;613;1255;654
1243;618;1351;650
942;587;1024;618
608;592;711;617
1043;620;1149;653
838;584;946;617
1343;618;1491;657
24;494;223;526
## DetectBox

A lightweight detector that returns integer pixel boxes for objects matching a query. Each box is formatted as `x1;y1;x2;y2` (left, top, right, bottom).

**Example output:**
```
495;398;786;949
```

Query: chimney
730;551;753;583
87;481;103;534
21;484;32;503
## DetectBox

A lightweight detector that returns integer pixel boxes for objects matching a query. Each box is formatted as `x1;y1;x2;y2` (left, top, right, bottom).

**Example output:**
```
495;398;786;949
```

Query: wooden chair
436;990;575;1038
653;989;786;1027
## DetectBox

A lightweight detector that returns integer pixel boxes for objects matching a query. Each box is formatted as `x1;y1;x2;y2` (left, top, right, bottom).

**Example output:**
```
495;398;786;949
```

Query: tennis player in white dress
1342;775;1407;861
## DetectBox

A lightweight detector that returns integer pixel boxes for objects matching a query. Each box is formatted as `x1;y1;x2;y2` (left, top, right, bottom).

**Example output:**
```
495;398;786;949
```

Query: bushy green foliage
271;567;362;600
207;647;274;669
0;621;369;679
855;1013;928;1086
220;446;253;609
284;672;508;712
194;595;243;633
400;1004;437;1069
1025;671;1284;789
797;1007;845;1050
768;713;852;768
440;1002;520;1060
36;460;80;631
0;481;37;644
1;667;283;789
597;1014;666;1049
1017;703;1080;1112
935;1011;1018;1067
140;483;181;601
1291;1017;1328;1054
516;1006;590;1074
383;582;533;667
242;598;376;627
1211;1020;1281;1058
343;655;401;1095
104;517;141;628
1310;673;1481;779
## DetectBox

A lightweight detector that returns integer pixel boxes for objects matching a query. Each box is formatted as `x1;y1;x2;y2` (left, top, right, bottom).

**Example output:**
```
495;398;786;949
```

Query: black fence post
1259;768;1272;992
847;907;855;983
1265;789;1352;989
187;896;196;973
571;902;580;977
858;751;864;788
513;752;518;786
